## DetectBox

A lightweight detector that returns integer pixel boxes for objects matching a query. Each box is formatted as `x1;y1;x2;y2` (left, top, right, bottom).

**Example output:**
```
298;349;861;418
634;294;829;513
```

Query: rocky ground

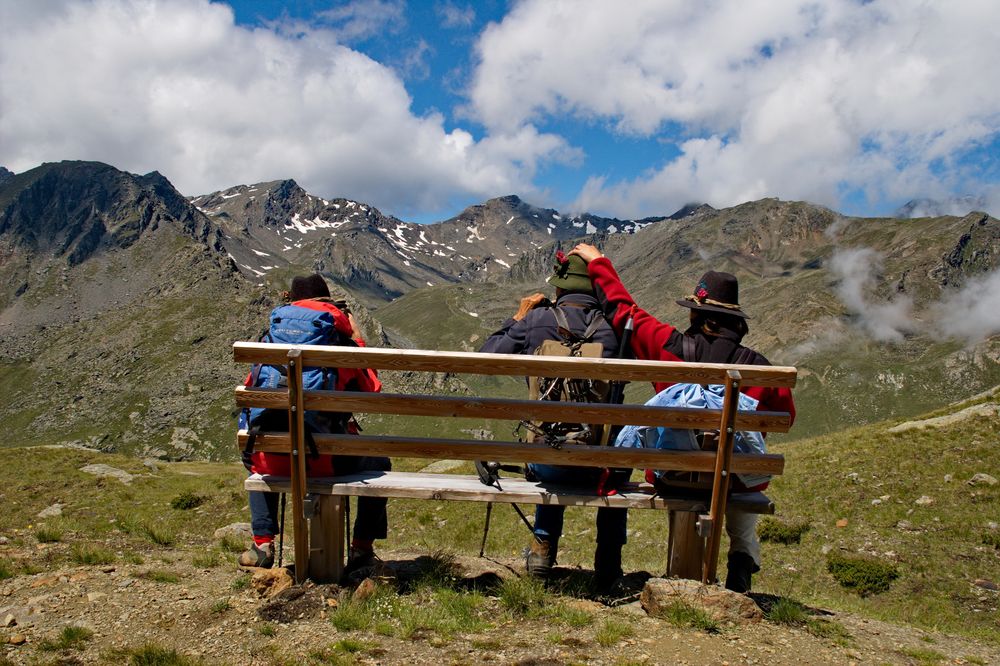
0;535;996;666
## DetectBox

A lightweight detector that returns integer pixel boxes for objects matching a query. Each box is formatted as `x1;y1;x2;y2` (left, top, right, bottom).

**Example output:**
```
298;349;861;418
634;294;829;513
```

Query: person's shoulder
741;346;772;366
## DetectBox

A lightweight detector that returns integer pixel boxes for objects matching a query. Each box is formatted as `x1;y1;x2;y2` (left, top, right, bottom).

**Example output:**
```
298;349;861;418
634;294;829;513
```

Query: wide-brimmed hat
546;251;593;293
289;273;331;301
676;271;749;319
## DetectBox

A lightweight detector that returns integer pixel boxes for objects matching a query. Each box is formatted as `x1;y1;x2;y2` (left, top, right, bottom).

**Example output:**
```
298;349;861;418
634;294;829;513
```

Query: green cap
546;253;593;293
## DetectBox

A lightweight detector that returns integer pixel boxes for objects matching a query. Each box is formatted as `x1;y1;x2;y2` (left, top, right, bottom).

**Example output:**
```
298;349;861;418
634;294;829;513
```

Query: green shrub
71;544;115;565
595;618;636;646
142;570;179;584
219;534;244;553
116;643;202;665
141;523;175;547
230;574;251;591
210;598;230;614
765;597;850;642
497;576;546;617
826;552;899;596
258;623;277;637
35;526;63;543
983;532;1000;548
758;517;811;545
765;597;808;625
170;491;206;511
0;559;13;580
650;601;720;634
39;625;94;651
898;646;946;664
191;551;220;568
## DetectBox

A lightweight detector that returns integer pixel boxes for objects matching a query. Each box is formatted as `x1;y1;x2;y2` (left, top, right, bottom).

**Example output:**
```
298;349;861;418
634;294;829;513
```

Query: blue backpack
239;303;354;468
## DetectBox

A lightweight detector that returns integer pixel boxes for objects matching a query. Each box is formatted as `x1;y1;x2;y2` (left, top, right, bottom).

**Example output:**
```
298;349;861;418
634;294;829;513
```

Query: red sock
253;535;274;547
351;539;374;553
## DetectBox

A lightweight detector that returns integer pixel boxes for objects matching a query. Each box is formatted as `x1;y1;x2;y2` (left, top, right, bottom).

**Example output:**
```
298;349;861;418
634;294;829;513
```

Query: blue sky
3;1;999;223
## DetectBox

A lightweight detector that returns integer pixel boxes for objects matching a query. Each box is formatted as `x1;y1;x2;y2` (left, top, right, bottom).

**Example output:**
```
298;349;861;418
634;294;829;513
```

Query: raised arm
570;244;679;363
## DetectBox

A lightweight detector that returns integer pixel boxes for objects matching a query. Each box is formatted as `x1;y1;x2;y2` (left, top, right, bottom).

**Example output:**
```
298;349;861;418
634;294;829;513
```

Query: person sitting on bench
480;252;629;593
569;243;795;592
239;274;390;580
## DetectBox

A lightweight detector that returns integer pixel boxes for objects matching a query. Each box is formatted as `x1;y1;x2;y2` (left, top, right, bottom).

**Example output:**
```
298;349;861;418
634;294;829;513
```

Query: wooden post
667;511;705;580
703;369;741;584
287;349;310;584
309;495;346;583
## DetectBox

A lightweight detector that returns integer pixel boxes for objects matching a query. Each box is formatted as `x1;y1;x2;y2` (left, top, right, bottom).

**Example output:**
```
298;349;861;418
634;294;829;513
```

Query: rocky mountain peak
0;161;214;265
0;166;13;186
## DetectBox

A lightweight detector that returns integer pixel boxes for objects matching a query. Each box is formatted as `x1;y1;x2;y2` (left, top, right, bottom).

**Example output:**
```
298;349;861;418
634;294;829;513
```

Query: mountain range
2;160;999;459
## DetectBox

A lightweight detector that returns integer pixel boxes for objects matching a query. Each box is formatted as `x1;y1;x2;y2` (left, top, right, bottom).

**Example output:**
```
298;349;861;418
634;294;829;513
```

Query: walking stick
277;492;286;568
600;305;637;446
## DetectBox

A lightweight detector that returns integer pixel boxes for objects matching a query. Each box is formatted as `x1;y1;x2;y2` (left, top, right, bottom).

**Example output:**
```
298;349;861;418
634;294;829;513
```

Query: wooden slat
237;432;785;476
234;387;793;433
704;369;741;584
233;343;797;388
287;350;309;585
245;472;776;514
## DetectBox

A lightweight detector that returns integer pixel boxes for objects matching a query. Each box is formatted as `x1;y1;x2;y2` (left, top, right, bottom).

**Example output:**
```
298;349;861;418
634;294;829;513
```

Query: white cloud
317;0;406;42
932;269;1000;343
828;247;914;343
436;2;475;30
0;0;569;214
471;0;1000;218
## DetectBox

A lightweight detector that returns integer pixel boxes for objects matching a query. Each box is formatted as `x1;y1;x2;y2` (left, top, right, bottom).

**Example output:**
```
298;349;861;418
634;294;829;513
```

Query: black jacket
479;293;620;358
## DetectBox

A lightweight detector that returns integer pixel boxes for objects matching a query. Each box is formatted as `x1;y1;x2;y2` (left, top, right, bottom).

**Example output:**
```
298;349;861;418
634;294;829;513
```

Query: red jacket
586;257;795;419
250;298;380;476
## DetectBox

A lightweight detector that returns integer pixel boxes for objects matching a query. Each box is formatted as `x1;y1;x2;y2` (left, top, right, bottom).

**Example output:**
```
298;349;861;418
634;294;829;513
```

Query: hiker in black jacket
480;252;628;592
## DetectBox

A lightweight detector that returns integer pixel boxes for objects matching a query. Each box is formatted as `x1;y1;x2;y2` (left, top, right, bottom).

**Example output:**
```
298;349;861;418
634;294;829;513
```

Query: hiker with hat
480;251;630;593
239;274;391;581
568;243;796;593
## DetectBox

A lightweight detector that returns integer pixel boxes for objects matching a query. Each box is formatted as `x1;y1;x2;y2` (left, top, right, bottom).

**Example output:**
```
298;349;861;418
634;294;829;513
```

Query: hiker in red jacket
240;274;389;580
569;243;795;593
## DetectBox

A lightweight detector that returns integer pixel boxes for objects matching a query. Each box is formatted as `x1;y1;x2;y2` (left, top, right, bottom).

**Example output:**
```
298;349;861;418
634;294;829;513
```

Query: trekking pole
277;493;287;568
478;503;493;557
600;305;637;446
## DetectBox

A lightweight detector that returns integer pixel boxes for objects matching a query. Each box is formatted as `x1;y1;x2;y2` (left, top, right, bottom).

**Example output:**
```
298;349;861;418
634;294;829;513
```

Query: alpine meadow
0;159;997;664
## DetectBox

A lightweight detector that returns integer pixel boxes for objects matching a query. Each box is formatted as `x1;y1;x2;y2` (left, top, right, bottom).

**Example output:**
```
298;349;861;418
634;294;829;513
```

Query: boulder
640;578;763;624
36;503;64;519
213;523;253;540
79;464;134;484
251;568;294;599
969;473;997;487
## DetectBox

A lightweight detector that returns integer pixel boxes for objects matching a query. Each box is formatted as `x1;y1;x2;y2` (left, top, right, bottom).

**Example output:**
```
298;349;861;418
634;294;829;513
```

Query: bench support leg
309;495;346;584
667;510;705;581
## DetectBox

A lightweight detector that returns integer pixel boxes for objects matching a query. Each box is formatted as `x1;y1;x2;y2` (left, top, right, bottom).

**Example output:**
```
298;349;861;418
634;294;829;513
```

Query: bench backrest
233;342;796;583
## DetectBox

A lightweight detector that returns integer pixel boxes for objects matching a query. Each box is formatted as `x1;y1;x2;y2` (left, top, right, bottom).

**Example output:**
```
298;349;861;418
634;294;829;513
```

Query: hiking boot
592;543;624;596
724;551;760;594
342;547;380;583
525;538;555;579
238;541;274;568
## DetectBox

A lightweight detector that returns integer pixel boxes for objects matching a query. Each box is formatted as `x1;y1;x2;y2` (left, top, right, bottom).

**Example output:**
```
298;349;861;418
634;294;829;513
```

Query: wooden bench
234;343;796;585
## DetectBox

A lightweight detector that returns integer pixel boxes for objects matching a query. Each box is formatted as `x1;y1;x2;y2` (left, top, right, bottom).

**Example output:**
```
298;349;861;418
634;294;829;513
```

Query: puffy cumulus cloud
931;269;1000;343
0;0;570;214
471;0;1000;218
828;248;914;343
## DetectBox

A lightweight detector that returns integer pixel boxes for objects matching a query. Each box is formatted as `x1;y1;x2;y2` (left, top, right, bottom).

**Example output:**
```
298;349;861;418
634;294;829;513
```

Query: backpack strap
551;306;574;341
729;346;756;365
682;334;697;362
580;309;606;343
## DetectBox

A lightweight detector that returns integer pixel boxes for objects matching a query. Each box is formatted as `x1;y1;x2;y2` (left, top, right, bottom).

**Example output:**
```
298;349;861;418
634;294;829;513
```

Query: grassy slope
0;390;997;646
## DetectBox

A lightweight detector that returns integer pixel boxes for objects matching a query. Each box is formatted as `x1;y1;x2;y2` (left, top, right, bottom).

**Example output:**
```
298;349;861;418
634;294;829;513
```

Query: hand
348;313;363;341
513;292;547;321
569;243;603;263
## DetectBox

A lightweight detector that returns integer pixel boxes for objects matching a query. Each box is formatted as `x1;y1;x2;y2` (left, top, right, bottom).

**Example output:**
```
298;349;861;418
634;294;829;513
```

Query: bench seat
244;471;775;514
